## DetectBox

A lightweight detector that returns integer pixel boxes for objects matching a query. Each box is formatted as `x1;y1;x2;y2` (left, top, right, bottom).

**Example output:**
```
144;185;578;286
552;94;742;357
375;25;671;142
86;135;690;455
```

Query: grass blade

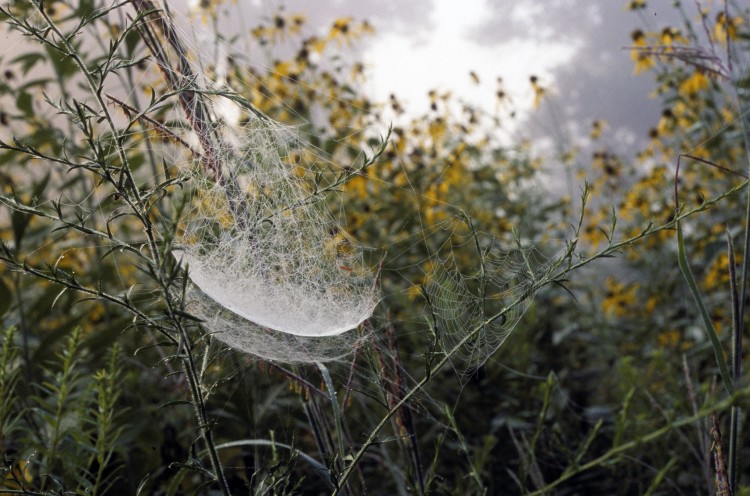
676;220;733;394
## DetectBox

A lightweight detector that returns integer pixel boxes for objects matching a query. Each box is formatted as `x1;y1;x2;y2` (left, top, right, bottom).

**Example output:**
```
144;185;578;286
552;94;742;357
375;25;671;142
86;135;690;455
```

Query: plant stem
333;185;748;493
527;385;750;496
729;88;750;494
30;0;161;268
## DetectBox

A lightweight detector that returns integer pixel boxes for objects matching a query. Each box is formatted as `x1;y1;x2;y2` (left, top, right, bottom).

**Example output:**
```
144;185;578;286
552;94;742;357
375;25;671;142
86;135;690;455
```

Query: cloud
467;0;682;152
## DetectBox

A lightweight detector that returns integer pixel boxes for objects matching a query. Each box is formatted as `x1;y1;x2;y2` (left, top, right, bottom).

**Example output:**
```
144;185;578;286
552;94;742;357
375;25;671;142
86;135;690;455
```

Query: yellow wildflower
602;277;639;317
328;17;374;45
659;27;687;46
350;62;366;82
720;106;735;125
592;150;620;178
252;13;306;44
714;12;743;43
529;75;545;109
590;120;606;140
657;329;682;348
656;108;676;136
560;147;578;165
630;29;654;74
329;17;352;39
288;14;306;34
626;0;646;10
703;252;741;291
428;118;446;145
679;71;709;96
190;0;220;23
620;188;646;222
581;206;610;248
297;36;327;63
345;175;368;199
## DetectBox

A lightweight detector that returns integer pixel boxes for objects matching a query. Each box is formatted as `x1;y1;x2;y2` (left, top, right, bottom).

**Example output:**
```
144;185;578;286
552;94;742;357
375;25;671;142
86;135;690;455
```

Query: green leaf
160;400;194;409
31;172;51;201
135;474;151;496
10;52;46;76
74;0;97;20
15;91;32;116
214;439;334;489
11;172;50;250
317;362;346;468
125;28;142;56
0;276;12;317
45;43;78;80
677;221;733;394
10;209;29;251
165;467;188;496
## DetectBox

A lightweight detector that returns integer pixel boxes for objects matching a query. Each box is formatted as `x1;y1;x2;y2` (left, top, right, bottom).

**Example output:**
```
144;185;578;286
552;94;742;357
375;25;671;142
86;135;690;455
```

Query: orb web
422;228;562;369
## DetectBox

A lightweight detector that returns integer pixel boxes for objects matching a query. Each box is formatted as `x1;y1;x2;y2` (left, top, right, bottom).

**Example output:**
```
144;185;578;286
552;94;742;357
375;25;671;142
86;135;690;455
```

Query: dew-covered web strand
420;220;563;370
159;4;461;223
123;2;384;363
116;2;570;366
18;2;560;367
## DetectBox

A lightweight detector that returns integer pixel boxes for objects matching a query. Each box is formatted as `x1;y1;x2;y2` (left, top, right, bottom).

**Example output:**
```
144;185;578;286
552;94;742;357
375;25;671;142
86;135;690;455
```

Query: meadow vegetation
0;0;749;494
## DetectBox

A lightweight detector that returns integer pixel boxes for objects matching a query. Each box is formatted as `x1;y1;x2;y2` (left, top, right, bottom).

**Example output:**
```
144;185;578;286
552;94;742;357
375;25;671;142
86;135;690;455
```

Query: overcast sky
216;0;687;159
0;0;689;152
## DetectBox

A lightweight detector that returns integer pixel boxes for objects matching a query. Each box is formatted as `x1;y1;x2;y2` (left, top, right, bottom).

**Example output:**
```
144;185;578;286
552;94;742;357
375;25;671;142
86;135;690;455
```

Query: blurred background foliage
0;0;749;494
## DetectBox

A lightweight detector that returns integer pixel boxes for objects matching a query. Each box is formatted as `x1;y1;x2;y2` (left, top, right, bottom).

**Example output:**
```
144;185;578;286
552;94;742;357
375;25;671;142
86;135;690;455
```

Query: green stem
526;385;750;496
30;1;161;267
163;282;232;495
333;180;748;493
729;87;750;494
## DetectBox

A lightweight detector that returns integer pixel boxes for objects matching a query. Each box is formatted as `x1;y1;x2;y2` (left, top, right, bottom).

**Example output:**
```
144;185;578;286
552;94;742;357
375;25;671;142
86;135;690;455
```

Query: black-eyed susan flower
328;17;374;45
657;108;676;136
529;75;545;109
602;277;639;317
714;11;743;43
679;70;709;97
590;120;606;140
627;0;646;10
659;26;686;46
630;29;655;74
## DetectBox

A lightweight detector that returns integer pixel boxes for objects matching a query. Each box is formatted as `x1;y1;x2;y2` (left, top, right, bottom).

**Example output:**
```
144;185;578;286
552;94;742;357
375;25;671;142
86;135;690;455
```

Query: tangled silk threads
141;14;381;362
176;112;378;362
147;3;556;365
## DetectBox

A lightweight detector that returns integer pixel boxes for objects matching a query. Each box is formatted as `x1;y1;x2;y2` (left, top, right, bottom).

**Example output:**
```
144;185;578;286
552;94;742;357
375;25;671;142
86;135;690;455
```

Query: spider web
422;225;563;369
129;2;380;362
122;1;564;365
